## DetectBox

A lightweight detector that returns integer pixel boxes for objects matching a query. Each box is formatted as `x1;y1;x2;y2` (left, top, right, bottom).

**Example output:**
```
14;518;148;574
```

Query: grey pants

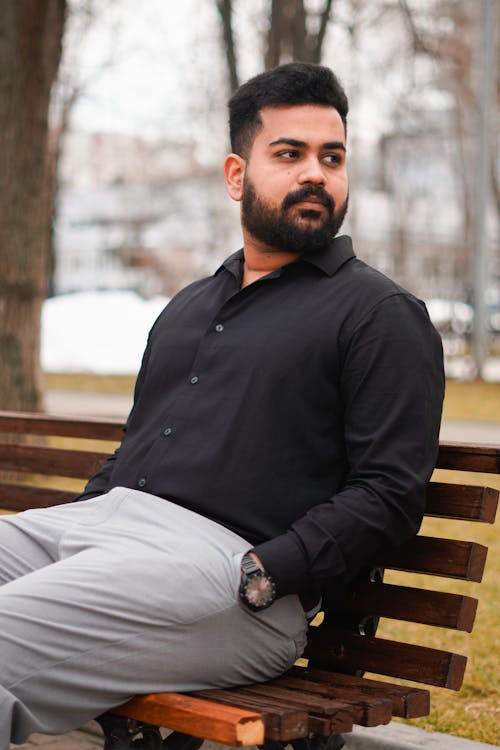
0;488;308;748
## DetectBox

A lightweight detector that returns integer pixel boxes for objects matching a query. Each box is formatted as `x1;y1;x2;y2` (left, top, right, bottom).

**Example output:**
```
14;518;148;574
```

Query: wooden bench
0;410;498;749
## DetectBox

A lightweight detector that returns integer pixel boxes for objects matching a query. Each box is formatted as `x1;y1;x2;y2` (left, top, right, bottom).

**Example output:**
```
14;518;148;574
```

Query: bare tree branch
216;0;239;92
314;0;334;62
398;0;431;54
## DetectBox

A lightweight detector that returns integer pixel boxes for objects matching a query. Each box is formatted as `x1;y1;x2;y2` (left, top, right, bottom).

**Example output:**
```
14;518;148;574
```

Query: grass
44;372;136;395
24;376;500;742
376;495;499;745
442;379;500;422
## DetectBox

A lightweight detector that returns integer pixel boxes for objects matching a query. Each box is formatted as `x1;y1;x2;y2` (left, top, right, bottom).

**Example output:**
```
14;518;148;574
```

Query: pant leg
0;490;127;585
0;511;57;585
0;489;308;749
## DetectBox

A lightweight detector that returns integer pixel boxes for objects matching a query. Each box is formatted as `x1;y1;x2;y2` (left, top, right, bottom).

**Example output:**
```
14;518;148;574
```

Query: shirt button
138;477;147;488
163;427;172;436
215;323;224;332
190;375;199;384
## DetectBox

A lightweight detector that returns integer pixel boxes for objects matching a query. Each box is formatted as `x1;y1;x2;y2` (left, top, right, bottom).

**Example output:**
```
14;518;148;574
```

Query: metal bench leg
96;713;163;750
260;735;344;750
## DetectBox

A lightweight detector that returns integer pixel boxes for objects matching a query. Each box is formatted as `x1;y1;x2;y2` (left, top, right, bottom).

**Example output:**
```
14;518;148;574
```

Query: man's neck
242;232;300;288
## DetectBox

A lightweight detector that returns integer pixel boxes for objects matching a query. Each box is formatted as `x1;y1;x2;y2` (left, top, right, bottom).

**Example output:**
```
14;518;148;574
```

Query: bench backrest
0;410;498;696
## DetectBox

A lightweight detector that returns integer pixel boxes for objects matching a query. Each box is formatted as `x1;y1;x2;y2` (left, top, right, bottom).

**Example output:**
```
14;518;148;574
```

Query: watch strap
240;552;263;577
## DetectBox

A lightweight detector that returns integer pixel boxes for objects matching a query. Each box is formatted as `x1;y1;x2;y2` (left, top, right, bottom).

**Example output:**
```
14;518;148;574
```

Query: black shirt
77;236;444;599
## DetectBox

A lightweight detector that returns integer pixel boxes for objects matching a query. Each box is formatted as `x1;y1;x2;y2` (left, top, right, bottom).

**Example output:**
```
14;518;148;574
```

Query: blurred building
53;127;498;310
53;130;241;298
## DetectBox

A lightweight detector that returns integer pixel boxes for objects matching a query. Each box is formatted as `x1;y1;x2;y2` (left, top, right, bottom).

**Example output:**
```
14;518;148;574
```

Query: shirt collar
217;248;244;279
300;235;355;276
216;235;355;279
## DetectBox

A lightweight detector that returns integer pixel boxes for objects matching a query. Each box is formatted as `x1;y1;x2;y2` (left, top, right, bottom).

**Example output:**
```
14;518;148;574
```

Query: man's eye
278;150;298;159
324;154;342;164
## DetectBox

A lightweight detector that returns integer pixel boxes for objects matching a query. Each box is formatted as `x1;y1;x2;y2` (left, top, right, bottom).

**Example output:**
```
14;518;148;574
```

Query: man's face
240;105;349;255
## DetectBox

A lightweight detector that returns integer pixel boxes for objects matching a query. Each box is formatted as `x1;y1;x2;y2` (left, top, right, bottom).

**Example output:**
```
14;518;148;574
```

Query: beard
241;178;348;255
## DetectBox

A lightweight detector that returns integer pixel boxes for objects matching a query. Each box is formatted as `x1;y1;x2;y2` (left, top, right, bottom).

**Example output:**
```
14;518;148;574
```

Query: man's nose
297;157;326;185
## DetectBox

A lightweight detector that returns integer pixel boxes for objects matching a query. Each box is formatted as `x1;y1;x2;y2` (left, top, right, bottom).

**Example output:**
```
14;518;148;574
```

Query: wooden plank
426;482;498;523
194;689;309;742
338;582;478;631
266;675;393;727
437;442;500;473
236;683;351;719
290;667;430;719
0;483;74;512
0;443;110;479
375;536;488;582
0;411;124;441
235;683;359;733
111;693;264;747
201;686;351;736
306;630;467;689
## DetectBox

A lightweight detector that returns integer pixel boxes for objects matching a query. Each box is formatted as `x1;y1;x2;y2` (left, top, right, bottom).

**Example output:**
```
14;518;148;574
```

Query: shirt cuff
252;532;310;597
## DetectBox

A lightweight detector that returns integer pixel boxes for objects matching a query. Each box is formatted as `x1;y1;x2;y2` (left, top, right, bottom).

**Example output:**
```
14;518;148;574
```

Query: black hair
228;62;349;157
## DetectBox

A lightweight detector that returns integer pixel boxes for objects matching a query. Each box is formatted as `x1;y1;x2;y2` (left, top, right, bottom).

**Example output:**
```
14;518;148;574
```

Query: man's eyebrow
323;141;346;152
269;137;346;152
269;138;306;148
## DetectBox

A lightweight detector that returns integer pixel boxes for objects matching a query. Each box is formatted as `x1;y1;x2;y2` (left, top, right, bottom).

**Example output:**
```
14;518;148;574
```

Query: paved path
45;390;133;419
45;388;500;443
440;418;500;443
12;723;498;750
11;723;103;750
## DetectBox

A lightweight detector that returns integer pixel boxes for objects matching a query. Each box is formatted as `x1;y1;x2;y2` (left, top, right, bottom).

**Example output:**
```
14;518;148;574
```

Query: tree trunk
215;0;335;83
265;0;334;68
216;0;240;92
0;0;66;411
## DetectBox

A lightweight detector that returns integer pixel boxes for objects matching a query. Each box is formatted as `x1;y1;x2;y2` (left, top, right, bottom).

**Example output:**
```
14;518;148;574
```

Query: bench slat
0;483;75;512
375;536;488;581
263;676;393;726
338;581;478;631
191;689;309;742
0;443;111;479
426;482;498;522
111;693;265;747
0;411;123;441
198;687;353;736
237;684;346;715
290;667;430;718
306;630;467;689
437;442;500;473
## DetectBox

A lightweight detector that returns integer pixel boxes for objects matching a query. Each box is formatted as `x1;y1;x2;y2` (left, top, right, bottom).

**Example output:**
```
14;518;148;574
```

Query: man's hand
247;551;264;570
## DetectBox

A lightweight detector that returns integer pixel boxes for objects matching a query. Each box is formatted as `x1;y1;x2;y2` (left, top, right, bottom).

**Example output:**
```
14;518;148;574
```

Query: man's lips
282;188;334;213
293;197;328;209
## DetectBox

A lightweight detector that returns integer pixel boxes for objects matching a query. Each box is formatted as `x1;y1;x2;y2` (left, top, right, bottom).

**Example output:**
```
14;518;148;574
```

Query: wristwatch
239;552;277;611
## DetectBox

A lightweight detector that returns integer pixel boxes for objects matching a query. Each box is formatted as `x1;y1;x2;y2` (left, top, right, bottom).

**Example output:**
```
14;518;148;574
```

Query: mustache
282;186;335;213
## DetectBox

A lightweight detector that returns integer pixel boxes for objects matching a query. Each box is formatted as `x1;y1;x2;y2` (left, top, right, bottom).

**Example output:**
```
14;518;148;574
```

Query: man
0;62;444;748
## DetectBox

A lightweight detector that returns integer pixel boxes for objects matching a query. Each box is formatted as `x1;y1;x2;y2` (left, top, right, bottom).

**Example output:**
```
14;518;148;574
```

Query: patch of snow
41;291;169;374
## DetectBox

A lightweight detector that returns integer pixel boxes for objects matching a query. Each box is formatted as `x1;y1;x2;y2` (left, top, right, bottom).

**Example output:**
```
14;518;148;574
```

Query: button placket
187;305;232;387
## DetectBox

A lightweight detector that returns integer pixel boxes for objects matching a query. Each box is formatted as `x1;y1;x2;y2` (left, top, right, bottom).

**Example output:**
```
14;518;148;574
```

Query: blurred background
1;0;499;415
0;3;499;743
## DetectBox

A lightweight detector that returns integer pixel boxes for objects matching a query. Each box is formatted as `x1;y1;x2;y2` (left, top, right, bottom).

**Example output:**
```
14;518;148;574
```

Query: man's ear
224;153;245;202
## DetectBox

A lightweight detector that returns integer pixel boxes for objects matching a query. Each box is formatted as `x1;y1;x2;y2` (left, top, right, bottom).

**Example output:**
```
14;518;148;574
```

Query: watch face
240;570;277;611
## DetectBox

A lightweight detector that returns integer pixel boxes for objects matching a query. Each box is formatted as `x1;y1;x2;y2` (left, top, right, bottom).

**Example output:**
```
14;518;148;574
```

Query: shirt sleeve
253;293;445;597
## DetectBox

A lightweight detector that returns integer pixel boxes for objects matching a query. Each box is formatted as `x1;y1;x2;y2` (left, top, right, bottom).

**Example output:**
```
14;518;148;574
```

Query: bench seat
0;411;497;747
